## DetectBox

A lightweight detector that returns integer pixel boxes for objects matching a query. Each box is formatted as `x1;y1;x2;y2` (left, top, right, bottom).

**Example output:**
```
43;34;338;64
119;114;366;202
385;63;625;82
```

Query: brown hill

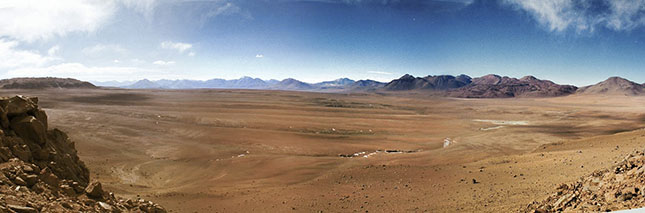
577;77;644;96
448;74;578;98
0;96;164;212
0;78;97;89
383;74;471;91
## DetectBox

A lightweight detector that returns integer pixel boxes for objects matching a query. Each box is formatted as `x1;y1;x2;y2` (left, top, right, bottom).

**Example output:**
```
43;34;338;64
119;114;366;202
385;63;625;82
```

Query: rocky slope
448;75;578;98
577;77;644;96
384;74;471;91
0;96;165;212
0;78;97;89
525;150;645;212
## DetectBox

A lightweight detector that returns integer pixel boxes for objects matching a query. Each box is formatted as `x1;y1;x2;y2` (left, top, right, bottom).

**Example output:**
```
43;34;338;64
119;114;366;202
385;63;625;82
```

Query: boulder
0;96;38;116
10;116;46;145
85;181;105;199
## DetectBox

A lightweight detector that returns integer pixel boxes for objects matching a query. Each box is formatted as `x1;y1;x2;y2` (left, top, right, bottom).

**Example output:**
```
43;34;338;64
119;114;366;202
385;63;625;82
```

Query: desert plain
2;88;645;212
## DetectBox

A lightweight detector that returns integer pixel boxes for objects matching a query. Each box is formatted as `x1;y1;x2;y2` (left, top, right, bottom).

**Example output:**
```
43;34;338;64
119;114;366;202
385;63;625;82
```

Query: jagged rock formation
448;75;577;98
0;78;97;89
524;150;645;212
384;74;471;91
0;96;165;212
577;77;644;96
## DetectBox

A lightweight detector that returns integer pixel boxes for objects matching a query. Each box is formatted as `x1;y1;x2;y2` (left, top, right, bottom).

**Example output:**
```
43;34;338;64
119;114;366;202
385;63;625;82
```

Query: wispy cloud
160;41;193;54
503;0;645;33
152;60;176;65
0;39;58;69
367;70;392;75
255;54;264;58
82;44;127;55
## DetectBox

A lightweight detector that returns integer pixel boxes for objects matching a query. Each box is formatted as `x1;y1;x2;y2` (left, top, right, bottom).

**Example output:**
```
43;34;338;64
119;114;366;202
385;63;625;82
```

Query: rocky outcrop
0;95;165;212
0;78;97;89
524;150;645;212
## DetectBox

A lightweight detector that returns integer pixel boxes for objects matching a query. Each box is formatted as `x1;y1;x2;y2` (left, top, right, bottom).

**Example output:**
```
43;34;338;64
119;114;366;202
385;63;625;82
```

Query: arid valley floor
3;89;645;212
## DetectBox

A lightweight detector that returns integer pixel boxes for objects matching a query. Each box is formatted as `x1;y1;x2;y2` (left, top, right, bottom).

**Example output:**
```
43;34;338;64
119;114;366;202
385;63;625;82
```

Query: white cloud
152;60;176;65
160;41;192;53
0;0;115;42
255;54;264;58
0;0;164;42
504;0;645;33
188;51;196;57
82;44;127;55
113;59;120;63
0;39;57;69
47;45;60;56
367;70;392;75
131;58;146;64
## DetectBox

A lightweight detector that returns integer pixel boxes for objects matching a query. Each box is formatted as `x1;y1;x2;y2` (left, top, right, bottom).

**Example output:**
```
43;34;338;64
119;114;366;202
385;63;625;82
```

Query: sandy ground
2;89;645;212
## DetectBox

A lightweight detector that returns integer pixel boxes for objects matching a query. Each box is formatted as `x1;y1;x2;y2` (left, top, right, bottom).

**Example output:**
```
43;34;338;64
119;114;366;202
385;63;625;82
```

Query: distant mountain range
93;77;386;91
8;75;634;98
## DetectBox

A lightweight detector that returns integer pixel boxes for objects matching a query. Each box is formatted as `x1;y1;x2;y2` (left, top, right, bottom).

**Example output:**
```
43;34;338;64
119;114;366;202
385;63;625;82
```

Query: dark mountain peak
603;76;635;85
399;74;415;80
385;74;470;91
449;74;577;98
520;75;538;81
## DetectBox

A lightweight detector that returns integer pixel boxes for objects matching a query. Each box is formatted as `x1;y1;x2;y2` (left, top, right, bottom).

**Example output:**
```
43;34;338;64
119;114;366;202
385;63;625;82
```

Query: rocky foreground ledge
0;96;165;212
525;150;645;212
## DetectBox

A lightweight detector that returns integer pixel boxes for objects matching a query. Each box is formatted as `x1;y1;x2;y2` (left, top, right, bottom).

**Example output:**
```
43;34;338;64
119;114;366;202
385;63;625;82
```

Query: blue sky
1;0;645;86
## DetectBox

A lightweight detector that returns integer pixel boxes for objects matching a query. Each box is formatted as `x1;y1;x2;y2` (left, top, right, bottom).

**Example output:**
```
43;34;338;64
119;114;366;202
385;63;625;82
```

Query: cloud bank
504;0;645;33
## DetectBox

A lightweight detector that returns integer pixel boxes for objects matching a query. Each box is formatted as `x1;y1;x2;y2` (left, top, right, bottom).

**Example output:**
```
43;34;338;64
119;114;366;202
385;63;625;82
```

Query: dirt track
2;88;645;212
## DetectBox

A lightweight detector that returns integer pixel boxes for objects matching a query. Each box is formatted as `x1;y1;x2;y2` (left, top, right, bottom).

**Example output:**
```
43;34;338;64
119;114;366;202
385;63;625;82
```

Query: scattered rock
525;150;645;212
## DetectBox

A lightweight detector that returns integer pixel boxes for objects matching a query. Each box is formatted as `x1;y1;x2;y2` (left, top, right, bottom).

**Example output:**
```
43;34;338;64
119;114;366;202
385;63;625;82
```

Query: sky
1;0;645;86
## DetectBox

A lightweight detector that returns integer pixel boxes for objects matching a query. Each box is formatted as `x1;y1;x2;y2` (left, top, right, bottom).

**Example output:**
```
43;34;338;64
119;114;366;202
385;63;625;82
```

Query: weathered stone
0;96;37;116
85;181;105;199
13;176;27;186
61;184;76;196
39;168;60;187
7;204;38;213
0;106;8;129
24;174;38;187
0;146;11;162
30;108;48;130
10;144;32;161
98;202;113;211
32;146;50;160
10;116;46;145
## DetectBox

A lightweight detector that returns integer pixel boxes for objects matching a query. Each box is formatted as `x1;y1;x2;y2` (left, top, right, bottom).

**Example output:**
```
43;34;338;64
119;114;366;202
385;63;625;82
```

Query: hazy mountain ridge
104;77;384;91
577;76;645;96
